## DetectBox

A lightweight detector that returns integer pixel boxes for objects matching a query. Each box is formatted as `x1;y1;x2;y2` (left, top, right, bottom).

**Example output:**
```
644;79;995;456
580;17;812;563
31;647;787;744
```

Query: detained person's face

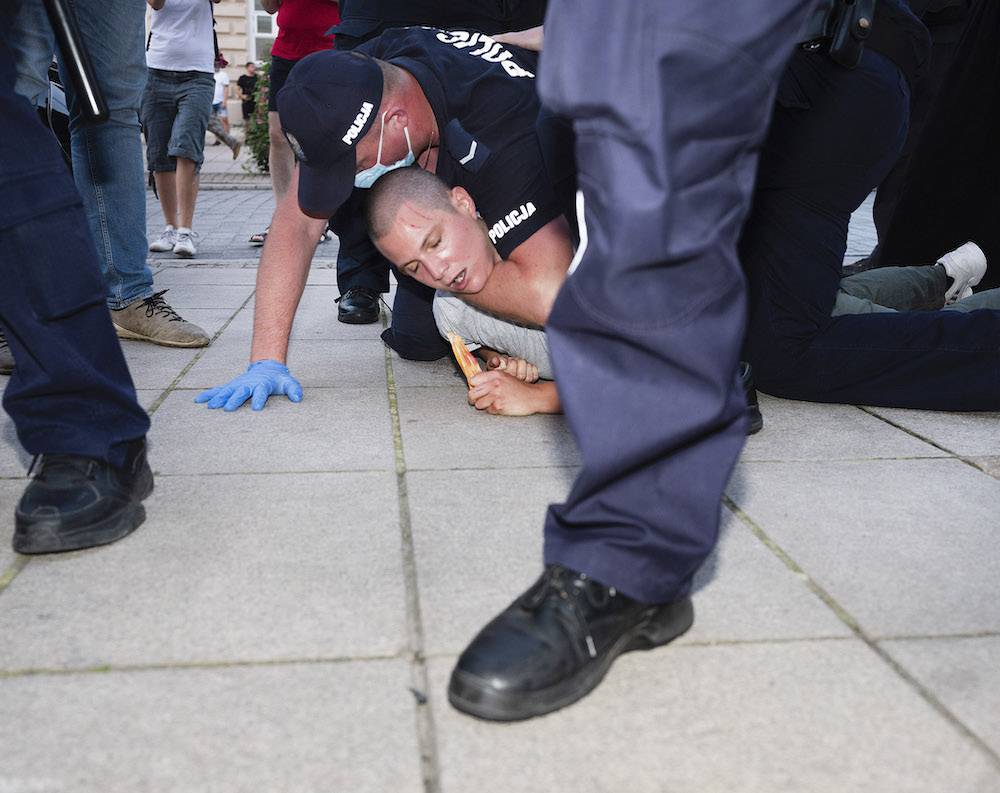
375;187;498;294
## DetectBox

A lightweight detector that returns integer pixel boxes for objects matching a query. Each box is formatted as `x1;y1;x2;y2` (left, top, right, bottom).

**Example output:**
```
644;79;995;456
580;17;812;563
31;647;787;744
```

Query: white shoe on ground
173;228;198;258
939;241;987;303
149;225;176;252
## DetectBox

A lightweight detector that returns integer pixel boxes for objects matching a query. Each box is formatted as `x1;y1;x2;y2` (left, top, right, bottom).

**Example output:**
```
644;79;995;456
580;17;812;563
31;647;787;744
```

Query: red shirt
271;0;340;61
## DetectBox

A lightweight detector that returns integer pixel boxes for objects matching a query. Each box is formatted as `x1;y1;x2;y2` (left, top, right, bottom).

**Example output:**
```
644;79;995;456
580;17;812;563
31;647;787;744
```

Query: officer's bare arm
493;26;544;52
250;167;328;364
461;215;574;327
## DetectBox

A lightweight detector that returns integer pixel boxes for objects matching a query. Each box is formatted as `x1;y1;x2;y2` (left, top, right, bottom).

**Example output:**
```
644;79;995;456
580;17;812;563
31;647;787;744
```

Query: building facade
214;0;276;124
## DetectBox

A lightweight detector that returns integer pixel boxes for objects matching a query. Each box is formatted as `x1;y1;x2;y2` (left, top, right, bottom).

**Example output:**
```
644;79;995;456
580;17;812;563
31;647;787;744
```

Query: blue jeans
9;0;154;310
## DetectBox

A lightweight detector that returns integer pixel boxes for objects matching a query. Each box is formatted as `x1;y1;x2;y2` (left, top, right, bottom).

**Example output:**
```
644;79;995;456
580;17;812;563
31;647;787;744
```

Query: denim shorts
141;68;214;171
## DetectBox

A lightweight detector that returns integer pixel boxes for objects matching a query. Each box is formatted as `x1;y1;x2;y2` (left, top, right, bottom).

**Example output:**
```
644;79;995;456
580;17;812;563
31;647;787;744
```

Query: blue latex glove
194;359;303;411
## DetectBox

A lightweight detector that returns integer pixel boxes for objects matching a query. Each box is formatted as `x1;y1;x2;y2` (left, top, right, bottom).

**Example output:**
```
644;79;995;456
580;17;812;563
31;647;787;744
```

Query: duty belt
799;0;877;68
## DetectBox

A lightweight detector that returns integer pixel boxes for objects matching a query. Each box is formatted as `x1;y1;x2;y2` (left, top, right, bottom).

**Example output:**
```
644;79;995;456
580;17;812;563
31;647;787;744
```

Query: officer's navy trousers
0;8;149;469
742;49;1000;411
537;0;813;603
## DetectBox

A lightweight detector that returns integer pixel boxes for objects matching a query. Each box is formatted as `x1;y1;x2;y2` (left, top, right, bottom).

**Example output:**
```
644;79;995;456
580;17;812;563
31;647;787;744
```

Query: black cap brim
297;153;355;219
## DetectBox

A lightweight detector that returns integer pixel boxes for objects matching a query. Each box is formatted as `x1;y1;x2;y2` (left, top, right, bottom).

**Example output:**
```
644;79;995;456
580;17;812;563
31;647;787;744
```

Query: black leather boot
740;360;764;435
336;287;380;324
14;438;154;554
449;565;694;721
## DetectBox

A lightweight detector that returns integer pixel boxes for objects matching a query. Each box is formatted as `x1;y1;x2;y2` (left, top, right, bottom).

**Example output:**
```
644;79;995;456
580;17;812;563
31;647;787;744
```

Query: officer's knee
380;327;449;361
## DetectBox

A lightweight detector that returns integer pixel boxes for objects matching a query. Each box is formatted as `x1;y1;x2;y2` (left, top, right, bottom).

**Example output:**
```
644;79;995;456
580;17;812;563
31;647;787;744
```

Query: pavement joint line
419;635;859;661
874;630;1000;642
151;468;395;478
0;293;256;600
858;406;990;475
723;495;1000;771
739;455;953;464
0;554;30;600
145;292;255;417
0;653;403;680
382;313;442;793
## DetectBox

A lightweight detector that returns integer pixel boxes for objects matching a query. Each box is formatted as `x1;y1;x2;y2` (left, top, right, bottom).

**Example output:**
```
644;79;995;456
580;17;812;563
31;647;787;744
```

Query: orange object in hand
448;332;481;386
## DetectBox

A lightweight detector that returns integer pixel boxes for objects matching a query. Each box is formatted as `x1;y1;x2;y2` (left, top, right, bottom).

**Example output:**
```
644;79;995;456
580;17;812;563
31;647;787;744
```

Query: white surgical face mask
354;111;415;189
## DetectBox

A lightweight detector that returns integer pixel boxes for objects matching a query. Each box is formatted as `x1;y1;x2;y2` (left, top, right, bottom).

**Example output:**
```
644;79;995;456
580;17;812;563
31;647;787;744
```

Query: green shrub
243;57;271;174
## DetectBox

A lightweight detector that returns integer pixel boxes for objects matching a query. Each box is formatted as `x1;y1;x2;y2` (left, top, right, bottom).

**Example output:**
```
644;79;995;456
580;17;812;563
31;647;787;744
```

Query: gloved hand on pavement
194;359;303;411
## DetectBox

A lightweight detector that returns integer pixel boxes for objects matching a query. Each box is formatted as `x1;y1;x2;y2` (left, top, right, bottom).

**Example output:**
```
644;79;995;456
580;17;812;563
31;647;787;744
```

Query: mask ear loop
402;124;413;158
374;111;387;166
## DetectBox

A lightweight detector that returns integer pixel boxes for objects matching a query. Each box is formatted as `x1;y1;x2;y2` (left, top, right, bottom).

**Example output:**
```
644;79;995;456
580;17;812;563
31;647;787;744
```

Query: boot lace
518;565;619;659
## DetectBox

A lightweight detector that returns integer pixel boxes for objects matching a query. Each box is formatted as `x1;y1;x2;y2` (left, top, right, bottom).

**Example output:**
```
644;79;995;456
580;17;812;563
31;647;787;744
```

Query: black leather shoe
13;438;154;554
740;360;763;435
336;287;380;325
448;565;694;721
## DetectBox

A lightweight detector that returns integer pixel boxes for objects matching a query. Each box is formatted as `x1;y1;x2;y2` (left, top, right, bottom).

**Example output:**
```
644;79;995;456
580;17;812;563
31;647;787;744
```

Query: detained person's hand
485;354;539;383
468;370;543;416
194;359;303;411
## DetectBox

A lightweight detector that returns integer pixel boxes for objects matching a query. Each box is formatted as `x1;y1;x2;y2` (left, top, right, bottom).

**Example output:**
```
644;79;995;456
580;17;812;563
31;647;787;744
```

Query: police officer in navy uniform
442;1;944;721
197;27;574;411
0;2;153;554
326;1;548;326
444;0;820;721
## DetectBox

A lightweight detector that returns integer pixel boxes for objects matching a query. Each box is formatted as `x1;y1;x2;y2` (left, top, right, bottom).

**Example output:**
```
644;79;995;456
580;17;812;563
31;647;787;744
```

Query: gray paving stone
0;411;29;478
149;388;394;474
684;507;851;643
150;284;256;310
745;395;944;461
407;467;572;655
0;660;423;793
864;407;1000;457
727;458;1000;636
391;354;466;388
409;471;849;656
397;386;579;471
153;266;262;285
0;471;405;669
430;640;1000;793
971;456;1000;481
0;480;24;569
846;193;877;259
119;340;204;390
882;636;1000;754
224;286;387;341
179;337;387;390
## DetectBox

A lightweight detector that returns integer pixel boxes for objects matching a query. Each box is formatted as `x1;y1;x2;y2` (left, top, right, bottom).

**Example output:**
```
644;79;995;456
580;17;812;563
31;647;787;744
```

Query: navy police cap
276;50;383;219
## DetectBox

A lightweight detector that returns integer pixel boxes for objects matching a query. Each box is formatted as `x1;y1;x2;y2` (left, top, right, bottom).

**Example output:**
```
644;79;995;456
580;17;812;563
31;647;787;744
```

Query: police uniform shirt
358;27;561;259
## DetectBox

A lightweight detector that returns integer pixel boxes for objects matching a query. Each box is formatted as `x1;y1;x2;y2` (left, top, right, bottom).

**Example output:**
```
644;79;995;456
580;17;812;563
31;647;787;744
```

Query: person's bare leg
268;110;294;202
222;114;230;135
176;157;199;230
153;170;178;228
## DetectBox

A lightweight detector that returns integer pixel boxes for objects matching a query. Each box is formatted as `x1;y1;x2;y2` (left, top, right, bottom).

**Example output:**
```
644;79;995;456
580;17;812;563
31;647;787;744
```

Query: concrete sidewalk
1;186;999;793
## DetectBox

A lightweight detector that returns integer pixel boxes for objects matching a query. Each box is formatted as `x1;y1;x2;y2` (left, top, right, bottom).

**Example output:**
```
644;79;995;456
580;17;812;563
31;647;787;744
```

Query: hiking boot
149;225;177;252
14;438;154;554
112;290;210;348
0;329;14;375
172;229;198;258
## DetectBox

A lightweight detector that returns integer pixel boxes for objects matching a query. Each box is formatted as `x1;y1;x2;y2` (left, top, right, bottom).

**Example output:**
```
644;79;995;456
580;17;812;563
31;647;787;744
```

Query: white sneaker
939;241;987;303
173;229;198;258
149;225;176;252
